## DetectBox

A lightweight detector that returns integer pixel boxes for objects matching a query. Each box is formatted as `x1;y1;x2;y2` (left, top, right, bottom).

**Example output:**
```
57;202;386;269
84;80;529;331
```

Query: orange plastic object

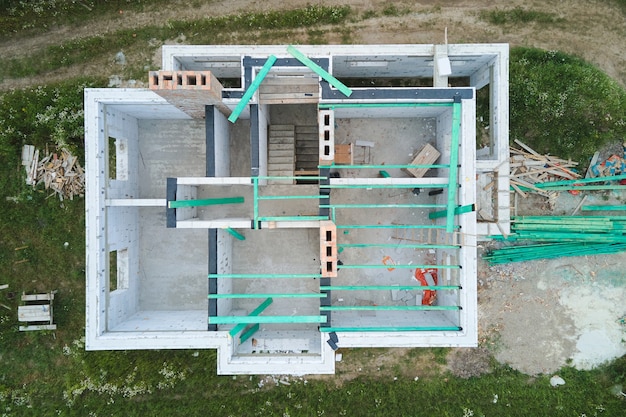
382;256;396;271
414;268;438;305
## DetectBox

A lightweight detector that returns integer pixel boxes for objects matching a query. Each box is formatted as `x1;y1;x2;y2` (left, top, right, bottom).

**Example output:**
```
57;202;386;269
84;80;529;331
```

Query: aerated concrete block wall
257;104;270;179
104;106;141;331
212;107;231;177
216;229;233;317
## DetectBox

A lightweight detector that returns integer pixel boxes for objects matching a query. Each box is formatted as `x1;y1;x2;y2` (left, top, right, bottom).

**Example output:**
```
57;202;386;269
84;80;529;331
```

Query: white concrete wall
258;104;270;179
104;105;141;331
106;106;139;199
107;207;140;330
213;108;231;176
216;229;233;316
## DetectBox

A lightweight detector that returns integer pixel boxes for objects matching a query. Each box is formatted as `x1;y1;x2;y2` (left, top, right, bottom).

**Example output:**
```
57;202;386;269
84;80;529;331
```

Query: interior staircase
295;125;319;177
268;125;295;181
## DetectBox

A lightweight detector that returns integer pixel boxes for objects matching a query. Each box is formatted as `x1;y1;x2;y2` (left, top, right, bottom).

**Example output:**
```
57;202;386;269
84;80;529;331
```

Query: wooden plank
21;293;54;301
19;324;56;332
18;305;51;322
334;144;353;165
259;84;318;94
406;144;441;178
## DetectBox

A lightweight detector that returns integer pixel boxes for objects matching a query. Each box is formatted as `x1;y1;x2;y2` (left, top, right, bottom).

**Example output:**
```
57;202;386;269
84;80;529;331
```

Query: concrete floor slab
138;207;208;311
138;119;206;197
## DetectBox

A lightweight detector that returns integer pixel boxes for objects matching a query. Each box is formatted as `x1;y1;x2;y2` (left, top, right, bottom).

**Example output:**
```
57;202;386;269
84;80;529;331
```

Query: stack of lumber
35;149;85;201
21;145;39;186
509;139;579;206
484;215;626;264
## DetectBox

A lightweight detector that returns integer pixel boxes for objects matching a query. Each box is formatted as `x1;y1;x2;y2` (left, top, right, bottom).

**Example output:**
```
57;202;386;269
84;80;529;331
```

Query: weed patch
480;7;563;25
508;47;626;166
0;5;351;82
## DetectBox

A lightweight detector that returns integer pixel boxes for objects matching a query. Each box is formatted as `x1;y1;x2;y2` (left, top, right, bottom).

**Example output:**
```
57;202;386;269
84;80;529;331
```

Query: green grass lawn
1;2;625;415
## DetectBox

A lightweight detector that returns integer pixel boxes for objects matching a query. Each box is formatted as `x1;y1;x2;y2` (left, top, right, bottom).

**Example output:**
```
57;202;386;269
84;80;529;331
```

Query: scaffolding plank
287;45;352;97
228;55;277;123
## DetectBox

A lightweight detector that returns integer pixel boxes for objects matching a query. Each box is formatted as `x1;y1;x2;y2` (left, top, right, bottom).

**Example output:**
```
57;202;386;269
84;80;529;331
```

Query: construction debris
509;139;579;208
588;142;626;178
22;146;85;201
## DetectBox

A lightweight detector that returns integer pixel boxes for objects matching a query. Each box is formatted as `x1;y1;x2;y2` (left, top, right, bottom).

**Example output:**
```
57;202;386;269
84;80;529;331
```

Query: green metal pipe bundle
485;215;626;264
485;242;626;265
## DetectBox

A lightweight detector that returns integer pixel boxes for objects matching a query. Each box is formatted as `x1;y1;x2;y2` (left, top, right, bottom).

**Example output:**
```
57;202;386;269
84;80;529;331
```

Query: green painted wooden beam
429;204;475;220
446;101;462;233
228;298;272;337
208;273;322;278
287;45;352;97
336;224;459;229
337;264;461;269
320;285;461;291
338;243;460;249
258;216;328;221
225;228;245;241
533;173;626;188
168;196;244;209
340;264;460;269
582;205;626;211
322;204;446;209
320;184;449;189
212;315;327;325
258;195;328;200
319;326;462;332
228;55;277;123
209;293;326;299
319;103;453;109
320;305;460;311
319;164;450;169
379;170;391;178
239;324;259;344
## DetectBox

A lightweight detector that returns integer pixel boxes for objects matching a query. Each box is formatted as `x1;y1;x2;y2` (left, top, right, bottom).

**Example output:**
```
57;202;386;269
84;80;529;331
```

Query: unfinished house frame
85;44;509;374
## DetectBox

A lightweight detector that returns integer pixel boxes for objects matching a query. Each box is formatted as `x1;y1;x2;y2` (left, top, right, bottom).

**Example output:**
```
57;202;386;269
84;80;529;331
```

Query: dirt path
2;0;625;90
2;0;625;376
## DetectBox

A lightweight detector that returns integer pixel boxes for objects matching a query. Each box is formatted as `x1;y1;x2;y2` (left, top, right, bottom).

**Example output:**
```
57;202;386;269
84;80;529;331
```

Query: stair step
296;155;320;163
295;125;318;134
296;142;319;152
268;170;294;177
269;162;294;169
269;144;294;151
269;150;295;158
269;155;295;165
270;124;295;131
269;137;295;144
